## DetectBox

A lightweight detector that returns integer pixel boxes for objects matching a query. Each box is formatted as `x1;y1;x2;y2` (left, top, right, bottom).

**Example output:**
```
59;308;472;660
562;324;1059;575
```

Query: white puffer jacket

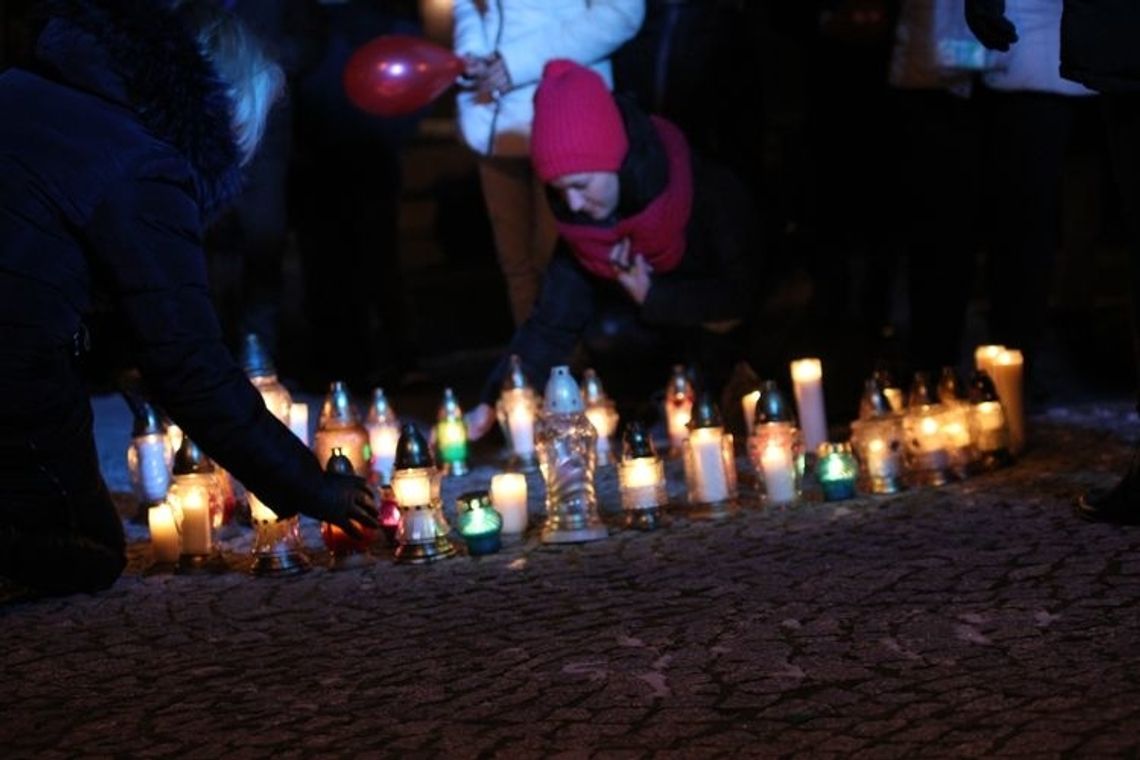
453;0;645;158
891;0;1093;96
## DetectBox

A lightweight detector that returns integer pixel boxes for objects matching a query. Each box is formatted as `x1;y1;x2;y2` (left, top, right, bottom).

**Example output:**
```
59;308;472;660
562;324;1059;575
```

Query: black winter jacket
0;0;323;517
1061;0;1140;92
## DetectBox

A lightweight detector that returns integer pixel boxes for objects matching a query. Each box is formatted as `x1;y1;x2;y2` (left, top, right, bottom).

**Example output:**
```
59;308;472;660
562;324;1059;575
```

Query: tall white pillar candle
974;344;1005;381
790;358;828;452
991;349;1025;454
490;473;528;535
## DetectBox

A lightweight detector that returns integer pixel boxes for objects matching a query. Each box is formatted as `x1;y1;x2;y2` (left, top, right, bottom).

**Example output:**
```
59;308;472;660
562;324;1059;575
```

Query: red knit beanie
531;60;628;183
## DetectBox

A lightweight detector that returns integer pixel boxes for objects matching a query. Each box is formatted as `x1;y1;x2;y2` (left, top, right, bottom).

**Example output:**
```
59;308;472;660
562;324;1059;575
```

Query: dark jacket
0;0;324;517
480;100;755;404
1061;0;1140;92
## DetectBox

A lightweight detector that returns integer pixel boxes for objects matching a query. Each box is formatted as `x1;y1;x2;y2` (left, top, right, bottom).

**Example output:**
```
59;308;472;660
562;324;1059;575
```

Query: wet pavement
2;393;1139;758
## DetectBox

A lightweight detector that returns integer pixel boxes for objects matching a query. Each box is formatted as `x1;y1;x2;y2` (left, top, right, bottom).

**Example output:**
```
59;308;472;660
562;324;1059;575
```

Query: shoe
1075;461;1140;525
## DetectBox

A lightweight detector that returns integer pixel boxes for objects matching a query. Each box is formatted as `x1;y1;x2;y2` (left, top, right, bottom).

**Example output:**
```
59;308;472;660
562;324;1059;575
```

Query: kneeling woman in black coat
466;59;756;438
0;0;377;596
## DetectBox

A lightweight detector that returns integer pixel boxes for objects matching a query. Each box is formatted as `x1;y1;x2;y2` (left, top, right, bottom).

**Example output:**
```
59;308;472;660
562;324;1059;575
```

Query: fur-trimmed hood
34;0;243;219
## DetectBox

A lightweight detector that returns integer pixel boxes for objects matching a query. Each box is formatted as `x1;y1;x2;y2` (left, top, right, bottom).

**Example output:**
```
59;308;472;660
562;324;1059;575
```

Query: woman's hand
616;253;653;305
464;402;497;441
462;53;510;102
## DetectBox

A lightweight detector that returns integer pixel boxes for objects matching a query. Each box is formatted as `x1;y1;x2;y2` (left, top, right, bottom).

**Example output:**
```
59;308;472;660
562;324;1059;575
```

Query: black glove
964;0;1018;52
311;471;380;540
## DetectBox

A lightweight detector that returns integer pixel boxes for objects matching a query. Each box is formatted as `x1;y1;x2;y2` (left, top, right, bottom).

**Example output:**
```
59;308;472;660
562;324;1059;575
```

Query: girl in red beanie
464;59;757;439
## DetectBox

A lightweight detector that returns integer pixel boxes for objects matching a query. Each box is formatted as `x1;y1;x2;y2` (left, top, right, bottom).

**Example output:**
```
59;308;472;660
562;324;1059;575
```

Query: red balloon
343;34;463;117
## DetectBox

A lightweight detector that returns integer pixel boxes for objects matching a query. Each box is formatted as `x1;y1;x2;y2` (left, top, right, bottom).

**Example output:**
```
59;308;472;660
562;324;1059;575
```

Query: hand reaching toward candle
464;402;496;441
312;471;379;540
616;253;652;305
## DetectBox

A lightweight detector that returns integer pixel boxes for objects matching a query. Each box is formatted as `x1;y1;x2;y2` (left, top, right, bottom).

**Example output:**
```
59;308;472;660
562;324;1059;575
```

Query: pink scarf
555;117;693;280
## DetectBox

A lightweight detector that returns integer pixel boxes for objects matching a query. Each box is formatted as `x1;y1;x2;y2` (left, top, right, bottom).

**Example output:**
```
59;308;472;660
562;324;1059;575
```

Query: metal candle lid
238;332;276;378
621;421;658;459
938;366;964;404
581;368;607;405
666;364;694;400
688;391;723;430
438;387;463;421
907;372;938;408
394;423;433;469
543;366;584;414
754;380;795;425
968;370;1001;404
320;381;359;426
173;436;214;475
367;387;393;424
501;354;531;391
325;447;355;475
859;377;894;419
130;400;166;437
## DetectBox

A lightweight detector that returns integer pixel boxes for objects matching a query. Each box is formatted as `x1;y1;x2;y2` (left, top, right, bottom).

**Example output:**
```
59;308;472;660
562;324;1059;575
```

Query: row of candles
129;334;1025;572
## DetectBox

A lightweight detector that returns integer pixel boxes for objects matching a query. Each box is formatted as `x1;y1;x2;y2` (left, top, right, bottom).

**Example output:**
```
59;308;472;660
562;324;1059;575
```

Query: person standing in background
453;0;645;327
965;0;1140;523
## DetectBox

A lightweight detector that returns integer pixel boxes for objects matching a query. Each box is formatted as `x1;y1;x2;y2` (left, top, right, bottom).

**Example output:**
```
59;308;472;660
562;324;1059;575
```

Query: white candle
761;443;797;504
974;344;1005;380
135;433;171;503
179;488;212;555
289;402;310;446
368;424;399;483
620;457;664;511
392;468;432;508
166;424;183;457
507;404;535;457
741;391;760;436
991;349;1025;454
148;502;180;563
248;492;278;524
690;427;729;503
790;359;828;452
491;472;528;535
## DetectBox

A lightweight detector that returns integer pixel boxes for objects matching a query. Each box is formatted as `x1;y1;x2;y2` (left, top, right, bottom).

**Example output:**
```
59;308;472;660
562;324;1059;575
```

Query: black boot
1075;449;1140;525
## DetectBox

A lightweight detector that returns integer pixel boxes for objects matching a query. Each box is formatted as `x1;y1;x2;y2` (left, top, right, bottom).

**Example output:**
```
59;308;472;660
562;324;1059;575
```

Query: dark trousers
1103;94;1140;400
899;87;1081;375
0;347;126;596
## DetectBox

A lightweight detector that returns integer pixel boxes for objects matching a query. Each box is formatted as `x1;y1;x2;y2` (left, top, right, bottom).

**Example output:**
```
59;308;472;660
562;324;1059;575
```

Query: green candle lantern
816;442;858;501
436;387;469;477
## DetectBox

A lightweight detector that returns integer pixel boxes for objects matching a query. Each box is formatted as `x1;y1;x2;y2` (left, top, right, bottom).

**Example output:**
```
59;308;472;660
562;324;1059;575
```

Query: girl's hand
616;254;652;305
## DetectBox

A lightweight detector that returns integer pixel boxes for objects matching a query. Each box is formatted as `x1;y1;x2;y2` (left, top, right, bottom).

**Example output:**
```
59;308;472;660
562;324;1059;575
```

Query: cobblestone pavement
2;396;1139;758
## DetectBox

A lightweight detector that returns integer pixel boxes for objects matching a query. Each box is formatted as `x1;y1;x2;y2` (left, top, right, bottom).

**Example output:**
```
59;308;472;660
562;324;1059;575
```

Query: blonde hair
170;0;285;166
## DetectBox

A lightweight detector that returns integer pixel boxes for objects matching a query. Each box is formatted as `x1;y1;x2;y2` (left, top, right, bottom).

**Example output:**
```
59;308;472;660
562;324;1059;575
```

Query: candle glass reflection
535;366;607;544
248;492;310;576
